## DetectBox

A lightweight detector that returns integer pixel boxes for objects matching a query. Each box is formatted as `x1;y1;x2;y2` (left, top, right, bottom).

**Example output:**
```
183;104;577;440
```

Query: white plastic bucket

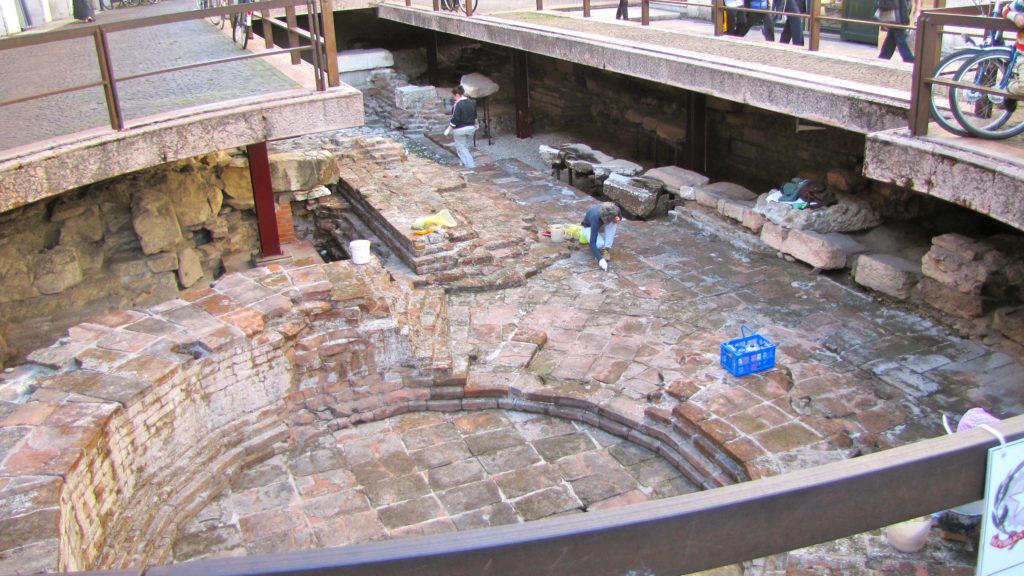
550;224;565;243
350;239;371;264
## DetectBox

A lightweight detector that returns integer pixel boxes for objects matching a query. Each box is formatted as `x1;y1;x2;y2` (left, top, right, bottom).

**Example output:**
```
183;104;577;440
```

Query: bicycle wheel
929;48;980;137
205;0;223;27
951;50;1024;139
233;12;250;49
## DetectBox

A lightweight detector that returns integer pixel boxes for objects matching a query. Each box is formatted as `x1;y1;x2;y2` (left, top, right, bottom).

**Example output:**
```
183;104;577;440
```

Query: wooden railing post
285;6;300;65
92;27;123;131
536;0;542;11
714;0;725;37
583;0;590;18
808;0;820;51
642;0;649;25
909;12;938;135
260;8;273;49
319;0;339;87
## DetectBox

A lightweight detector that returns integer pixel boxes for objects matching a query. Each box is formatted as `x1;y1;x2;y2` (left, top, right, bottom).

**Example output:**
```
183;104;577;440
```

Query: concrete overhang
0;86;364;213
377;5;909;134
865;128;1024;230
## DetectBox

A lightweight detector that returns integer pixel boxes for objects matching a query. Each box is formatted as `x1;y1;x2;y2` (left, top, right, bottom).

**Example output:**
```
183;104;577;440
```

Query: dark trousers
879;28;915;62
751;13;775;41
778;0;805;45
616;0;628;20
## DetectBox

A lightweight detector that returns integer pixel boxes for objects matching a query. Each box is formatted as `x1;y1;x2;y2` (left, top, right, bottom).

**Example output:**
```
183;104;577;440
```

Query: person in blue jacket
579;202;621;271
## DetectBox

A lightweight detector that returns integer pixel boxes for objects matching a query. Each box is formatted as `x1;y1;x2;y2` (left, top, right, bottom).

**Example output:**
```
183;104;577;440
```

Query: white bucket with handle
550;224;565;243
350;240;371;264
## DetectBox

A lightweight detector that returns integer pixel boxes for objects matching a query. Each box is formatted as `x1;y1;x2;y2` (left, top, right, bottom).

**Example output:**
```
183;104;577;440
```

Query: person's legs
602;222;617;249
616;0;628;19
452;127;476;169
760;14;775;41
894;28;914;62
878;30;896;60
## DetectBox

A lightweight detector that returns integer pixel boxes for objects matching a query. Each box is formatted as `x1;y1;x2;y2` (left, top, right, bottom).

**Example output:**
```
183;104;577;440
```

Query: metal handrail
69;415;1024;575
0;0;338;135
909;6;1019;136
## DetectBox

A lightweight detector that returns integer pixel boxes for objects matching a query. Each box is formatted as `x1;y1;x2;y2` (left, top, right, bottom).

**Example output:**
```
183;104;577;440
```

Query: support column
513;49;531;139
684;92;707;174
427;31;439;88
247;142;285;262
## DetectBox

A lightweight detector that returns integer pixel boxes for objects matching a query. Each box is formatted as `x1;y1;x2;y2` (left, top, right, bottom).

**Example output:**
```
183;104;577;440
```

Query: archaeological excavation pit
1;253;748;572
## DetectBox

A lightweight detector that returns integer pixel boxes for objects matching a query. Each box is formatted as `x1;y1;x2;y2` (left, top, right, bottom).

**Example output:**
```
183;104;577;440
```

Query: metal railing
69;415;1024;575
403;0;925;53
910;5;1019;136
0;0;338;136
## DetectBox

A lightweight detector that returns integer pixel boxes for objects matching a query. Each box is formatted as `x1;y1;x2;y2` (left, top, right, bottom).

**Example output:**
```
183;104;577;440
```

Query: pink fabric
956;407;1000;432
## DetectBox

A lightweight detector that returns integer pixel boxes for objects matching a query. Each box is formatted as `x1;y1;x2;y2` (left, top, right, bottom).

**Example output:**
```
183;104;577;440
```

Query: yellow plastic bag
412;209;458;230
563;224;584;244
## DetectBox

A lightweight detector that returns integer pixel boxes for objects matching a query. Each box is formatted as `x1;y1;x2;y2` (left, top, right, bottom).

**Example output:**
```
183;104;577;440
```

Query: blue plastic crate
720;325;776;377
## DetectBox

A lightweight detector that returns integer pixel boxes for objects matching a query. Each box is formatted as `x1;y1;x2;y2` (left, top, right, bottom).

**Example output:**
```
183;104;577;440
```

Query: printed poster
978;438;1024;576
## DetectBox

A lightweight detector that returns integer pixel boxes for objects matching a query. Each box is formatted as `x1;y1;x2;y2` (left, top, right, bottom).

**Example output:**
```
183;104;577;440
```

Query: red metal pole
247;142;283;259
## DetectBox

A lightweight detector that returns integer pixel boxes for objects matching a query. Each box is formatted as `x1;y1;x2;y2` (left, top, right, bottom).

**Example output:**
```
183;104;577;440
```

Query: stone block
269;150;335;193
782;229;867;270
132;190;182;255
593;159;643;180
394;85;439;111
993;306;1024;345
922;235;1003;294
743;209;766;233
643;166;709;196
147;252;179;274
337;48;394;73
827;168;866;193
695;181;757;209
916;277;985;318
718;198;752;223
603;173;658;218
163;170;215;228
538;145;561;166
221;159;255;211
760;222;788;252
854;253;921;300
460;72;499;99
177;247;204;289
33;246;83;294
756;191;881;233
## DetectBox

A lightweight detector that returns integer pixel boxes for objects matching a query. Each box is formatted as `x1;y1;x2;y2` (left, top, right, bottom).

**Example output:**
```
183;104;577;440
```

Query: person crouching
580;202;621;271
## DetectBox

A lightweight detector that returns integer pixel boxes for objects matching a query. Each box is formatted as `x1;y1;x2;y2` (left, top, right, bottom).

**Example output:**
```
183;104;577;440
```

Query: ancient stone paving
172;409;697;561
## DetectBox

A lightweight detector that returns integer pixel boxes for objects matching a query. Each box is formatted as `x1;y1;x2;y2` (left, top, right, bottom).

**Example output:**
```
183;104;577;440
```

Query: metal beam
513;49;531;138
74;416;1024;576
247;142;283;259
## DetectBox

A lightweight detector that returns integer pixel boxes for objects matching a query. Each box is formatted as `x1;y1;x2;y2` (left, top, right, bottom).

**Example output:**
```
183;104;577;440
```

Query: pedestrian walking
445;85;477;170
778;0;805;46
616;0;629;20
73;0;95;22
749;0;775;41
578;202;621;272
877;0;915;63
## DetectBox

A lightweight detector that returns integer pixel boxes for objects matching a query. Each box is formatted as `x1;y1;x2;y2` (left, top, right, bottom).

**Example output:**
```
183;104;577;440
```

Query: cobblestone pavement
174;409;698;560
0;0;297;150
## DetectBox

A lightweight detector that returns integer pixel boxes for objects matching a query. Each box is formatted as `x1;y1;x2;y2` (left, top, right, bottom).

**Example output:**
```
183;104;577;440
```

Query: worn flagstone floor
171;134;1020;573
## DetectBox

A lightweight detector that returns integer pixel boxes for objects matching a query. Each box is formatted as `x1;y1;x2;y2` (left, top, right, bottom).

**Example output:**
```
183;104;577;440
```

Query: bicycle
232;0;253;50
949;43;1024;139
198;0;224;28
440;0;477;14
928;1;1008;136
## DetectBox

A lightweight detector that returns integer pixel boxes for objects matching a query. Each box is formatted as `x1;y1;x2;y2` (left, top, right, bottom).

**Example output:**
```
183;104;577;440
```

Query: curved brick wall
0;260;744;572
